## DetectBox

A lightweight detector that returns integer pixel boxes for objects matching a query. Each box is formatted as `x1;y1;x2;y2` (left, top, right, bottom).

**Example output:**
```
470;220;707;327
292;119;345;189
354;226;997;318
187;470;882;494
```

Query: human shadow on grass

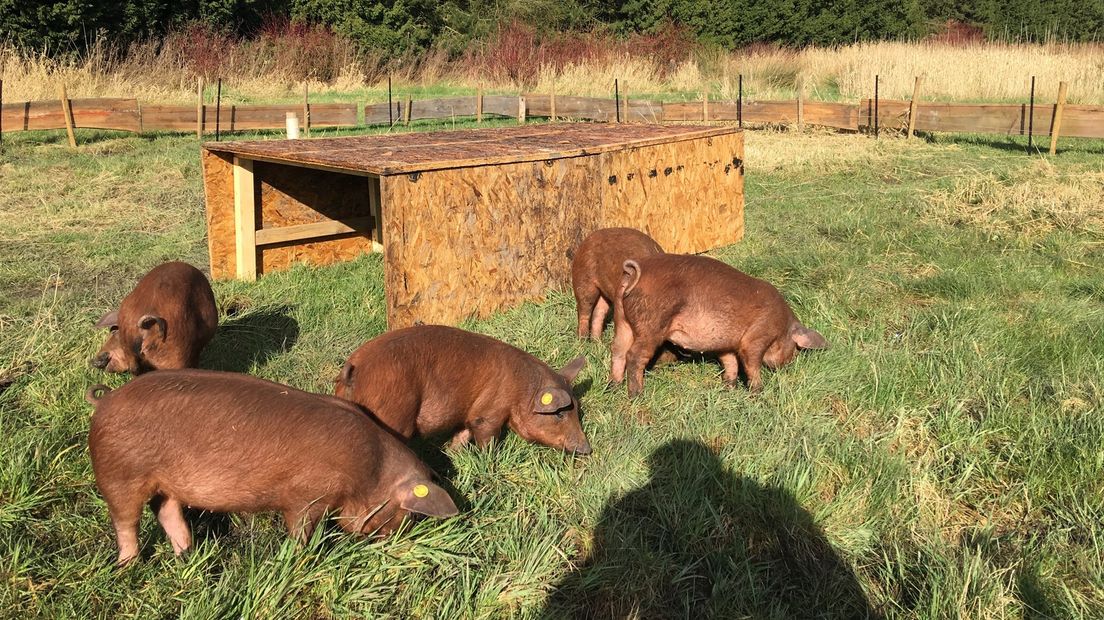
201;305;300;373
542;439;880;619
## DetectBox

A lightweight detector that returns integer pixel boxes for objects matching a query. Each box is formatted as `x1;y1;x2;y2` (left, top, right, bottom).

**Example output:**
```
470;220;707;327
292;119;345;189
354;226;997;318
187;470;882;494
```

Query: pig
335;325;591;454
92;261;218;375
86;369;458;566
611;254;828;397
572;228;664;340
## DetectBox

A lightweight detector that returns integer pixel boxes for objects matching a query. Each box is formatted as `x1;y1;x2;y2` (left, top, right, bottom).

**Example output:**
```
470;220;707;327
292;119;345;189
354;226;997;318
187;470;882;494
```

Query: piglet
572;227;664;340
92;261;218;374
335;325;591;454
611;254;828;397
87;369;458;566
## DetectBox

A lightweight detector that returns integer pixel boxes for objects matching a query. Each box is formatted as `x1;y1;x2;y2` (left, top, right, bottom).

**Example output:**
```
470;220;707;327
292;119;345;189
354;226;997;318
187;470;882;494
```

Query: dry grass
3;39;1103;105
742;128;914;176
928;158;1104;237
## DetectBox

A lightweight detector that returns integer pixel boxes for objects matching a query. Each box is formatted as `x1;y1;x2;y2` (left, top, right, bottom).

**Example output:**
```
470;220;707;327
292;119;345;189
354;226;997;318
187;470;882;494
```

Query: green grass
1;122;1103;618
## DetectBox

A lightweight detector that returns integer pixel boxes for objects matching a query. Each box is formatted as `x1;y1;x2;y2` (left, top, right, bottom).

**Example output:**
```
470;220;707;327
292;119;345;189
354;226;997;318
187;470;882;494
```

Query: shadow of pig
202;305;300;373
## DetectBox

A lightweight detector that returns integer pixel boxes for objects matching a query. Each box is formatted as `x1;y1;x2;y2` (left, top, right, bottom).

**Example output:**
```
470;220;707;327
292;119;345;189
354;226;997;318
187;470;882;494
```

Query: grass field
1;122;1103;618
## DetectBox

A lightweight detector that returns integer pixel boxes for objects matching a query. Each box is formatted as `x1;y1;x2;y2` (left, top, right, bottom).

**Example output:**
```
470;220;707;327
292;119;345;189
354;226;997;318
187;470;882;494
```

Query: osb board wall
381;132;744;327
600;131;744;255
201;149;237;279
382;155;604;328
201;149;376;279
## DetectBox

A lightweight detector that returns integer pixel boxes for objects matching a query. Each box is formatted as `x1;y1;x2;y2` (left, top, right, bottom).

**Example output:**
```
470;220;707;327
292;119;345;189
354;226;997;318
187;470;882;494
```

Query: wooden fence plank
3;94;1103;139
410;96;478;120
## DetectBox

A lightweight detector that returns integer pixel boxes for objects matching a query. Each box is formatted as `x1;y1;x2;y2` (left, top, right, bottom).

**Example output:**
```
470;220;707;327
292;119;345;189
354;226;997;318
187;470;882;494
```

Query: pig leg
284;504;327;542
450;428;473;449
738;342;770;393
610;316;634;385
99;480;149;566
470;422;503;448
575;286;600;339
626;335;664;398
107;501;143;566
589;297;611;340
150;495;192;556
718;352;741;388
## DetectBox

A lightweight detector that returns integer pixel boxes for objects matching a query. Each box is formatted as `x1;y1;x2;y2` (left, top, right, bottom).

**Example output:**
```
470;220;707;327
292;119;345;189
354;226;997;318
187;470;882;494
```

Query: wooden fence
4;85;1103;148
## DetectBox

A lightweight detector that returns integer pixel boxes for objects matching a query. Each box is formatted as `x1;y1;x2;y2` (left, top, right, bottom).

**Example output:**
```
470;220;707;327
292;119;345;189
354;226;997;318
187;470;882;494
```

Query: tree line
2;0;1101;55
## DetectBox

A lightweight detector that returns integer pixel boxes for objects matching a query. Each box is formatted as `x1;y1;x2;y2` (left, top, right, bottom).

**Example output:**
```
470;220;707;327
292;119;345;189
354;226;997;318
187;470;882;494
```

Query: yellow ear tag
413;484;429;498
541;392;554;406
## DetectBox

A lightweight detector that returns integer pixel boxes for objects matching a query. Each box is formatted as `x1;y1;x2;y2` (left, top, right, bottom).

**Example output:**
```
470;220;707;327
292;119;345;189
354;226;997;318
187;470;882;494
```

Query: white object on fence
285;112;300;139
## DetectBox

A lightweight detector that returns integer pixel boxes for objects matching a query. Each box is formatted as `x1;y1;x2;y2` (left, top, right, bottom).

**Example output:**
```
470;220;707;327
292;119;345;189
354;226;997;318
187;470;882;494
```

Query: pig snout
90;352;111;369
565;433;592;455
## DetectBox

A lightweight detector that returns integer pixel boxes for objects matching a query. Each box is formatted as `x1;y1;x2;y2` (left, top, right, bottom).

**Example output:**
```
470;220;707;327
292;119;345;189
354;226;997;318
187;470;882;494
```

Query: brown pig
571;228;664;340
335;325;591;454
92;261;218;374
87;369;458;566
611;254;828;397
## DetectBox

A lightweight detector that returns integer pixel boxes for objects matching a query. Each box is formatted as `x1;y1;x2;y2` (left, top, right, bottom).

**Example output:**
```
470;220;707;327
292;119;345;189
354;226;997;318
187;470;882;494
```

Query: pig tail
85;384;111;405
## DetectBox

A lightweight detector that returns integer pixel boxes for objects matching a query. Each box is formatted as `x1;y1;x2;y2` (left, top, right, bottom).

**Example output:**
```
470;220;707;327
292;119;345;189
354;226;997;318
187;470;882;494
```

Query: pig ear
335;363;355;388
791;323;828;350
558;355;586;384
534;387;572;413
137;315;167;340
94;310;119;329
399;481;459;518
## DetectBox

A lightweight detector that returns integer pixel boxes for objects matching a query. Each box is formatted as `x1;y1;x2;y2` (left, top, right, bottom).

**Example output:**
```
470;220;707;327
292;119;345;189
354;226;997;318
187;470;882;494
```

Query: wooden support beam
907;76;923;139
232;157;257;280
196;77;204;138
1049;81;1068;156
368;176;383;251
255;217;374;246
59;84;77;147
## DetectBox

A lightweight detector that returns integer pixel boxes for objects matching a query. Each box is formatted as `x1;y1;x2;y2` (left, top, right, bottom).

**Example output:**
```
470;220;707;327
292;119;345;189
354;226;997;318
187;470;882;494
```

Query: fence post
737;74;743;128
518;95;526;124
550;82;556;122
286;112;300;139
1049;81;1068;155
196;77;204;138
303;83;310;138
907;76;923;139
702;91;709;122
615;79;620;123
796;77;805;131
403;96;411;126
59;84;77;148
476;86;483;123
1028;75;1035;153
215;78;222;141
874;74;879;138
0;78;4;154
387;75;393;128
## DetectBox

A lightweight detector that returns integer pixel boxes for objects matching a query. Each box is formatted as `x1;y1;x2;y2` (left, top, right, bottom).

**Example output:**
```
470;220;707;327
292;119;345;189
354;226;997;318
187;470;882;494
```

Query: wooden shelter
201;124;744;328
